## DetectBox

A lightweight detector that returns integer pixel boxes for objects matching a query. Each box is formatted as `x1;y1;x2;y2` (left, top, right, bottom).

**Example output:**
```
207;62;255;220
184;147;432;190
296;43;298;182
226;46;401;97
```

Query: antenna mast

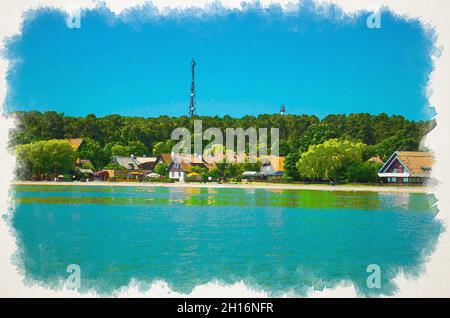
189;58;196;117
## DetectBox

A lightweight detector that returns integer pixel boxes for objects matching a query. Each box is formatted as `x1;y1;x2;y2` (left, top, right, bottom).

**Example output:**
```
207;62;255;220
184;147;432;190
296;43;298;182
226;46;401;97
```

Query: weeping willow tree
15;139;77;180
296;139;367;181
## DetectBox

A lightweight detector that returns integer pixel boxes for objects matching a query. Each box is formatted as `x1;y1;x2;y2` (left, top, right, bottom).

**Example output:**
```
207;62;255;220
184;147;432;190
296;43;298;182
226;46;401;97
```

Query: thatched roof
159;154;173;164
260;156;285;172
397;151;433;176
368;156;383;164
67;138;84;151
136;157;158;164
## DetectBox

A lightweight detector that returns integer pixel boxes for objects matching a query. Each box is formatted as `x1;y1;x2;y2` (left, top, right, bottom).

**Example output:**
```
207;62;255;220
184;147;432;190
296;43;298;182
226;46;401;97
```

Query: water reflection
11;185;442;296
12;185;435;213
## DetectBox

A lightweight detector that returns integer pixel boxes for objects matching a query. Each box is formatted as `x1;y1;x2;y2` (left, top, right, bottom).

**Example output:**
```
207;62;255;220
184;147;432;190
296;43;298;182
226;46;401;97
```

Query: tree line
10;111;433;182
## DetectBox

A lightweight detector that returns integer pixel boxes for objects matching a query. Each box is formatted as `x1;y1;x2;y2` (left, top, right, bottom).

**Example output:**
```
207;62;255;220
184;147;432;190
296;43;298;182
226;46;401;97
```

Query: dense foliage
10;111;432;182
297;139;366;181
345;161;382;183
154;163;169;177
15;139;76;180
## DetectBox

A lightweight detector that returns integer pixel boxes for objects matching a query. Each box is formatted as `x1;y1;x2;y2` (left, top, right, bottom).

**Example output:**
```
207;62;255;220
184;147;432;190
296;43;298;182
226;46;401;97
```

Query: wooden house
378;151;433;184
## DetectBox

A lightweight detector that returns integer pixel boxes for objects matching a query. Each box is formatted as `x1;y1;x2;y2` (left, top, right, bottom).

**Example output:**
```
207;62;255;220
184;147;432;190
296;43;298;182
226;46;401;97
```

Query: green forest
10;111;433;182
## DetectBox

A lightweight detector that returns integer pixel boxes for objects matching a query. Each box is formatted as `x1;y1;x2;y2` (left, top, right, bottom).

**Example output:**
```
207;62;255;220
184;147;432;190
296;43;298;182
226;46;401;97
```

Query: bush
103;162;125;170
162;177;175;183
201;173;210;182
146;176;174;183
62;174;73;181
230;176;242;183
345;161;382;183
154;163;169;177
281;175;294;183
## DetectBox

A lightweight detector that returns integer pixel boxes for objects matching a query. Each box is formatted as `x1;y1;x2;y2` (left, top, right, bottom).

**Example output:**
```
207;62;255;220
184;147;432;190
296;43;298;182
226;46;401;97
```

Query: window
403;178;409;183
391;177;397;183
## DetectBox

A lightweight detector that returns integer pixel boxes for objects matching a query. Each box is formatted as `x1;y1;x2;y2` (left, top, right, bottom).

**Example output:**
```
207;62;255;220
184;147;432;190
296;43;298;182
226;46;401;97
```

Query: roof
203;154;225;165
113;156;140;169
368;156;383;164
204;163;217;170
77;159;93;167
242;171;260;176
169;160;192;172
173;154;204;164
77;167;94;174
260;156;285;172
396;151;434;176
136;157;158;164
159;153;173;164
180;161;192;172
67;138;84;151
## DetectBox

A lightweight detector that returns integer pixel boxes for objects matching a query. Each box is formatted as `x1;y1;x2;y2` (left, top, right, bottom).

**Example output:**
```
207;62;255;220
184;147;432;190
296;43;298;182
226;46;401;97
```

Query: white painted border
1;0;449;297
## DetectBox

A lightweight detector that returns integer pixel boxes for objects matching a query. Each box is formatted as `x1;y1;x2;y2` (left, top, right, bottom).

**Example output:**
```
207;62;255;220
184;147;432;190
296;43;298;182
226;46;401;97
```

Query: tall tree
16;140;76;180
284;152;301;180
297;139;366;181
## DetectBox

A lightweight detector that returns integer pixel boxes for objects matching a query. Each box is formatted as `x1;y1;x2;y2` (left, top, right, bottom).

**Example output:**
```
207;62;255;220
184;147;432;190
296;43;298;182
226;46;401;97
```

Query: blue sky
4;2;433;120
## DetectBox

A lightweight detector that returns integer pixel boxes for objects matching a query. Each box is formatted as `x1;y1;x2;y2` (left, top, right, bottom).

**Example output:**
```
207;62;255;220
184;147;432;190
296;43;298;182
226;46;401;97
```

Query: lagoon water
10;185;442;296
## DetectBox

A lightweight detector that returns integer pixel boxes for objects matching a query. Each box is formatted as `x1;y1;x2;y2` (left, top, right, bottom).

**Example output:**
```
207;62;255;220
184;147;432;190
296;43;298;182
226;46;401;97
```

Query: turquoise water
10;185;443;296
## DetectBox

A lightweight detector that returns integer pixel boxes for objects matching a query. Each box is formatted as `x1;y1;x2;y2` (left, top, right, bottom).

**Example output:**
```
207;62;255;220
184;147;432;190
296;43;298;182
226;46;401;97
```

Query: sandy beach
12;180;433;193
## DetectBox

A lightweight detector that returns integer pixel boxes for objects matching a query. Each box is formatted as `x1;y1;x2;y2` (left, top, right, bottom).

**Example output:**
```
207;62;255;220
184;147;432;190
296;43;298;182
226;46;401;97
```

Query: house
65;139;94;173
202;153;224;170
112;155;158;170
173;153;206;168
76;167;94;179
101;169;128;180
242;171;260;178
378;151;433;184
158;153;186;181
241;171;260;182
135;157;158;170
169;160;191;182
165;153;208;182
112;156;141;170
260;156;285;179
94;170;109;181
106;155;157;180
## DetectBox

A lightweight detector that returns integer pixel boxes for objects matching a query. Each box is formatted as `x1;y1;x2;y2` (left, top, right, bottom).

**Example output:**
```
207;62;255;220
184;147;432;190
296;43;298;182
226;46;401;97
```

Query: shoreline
12;181;433;193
